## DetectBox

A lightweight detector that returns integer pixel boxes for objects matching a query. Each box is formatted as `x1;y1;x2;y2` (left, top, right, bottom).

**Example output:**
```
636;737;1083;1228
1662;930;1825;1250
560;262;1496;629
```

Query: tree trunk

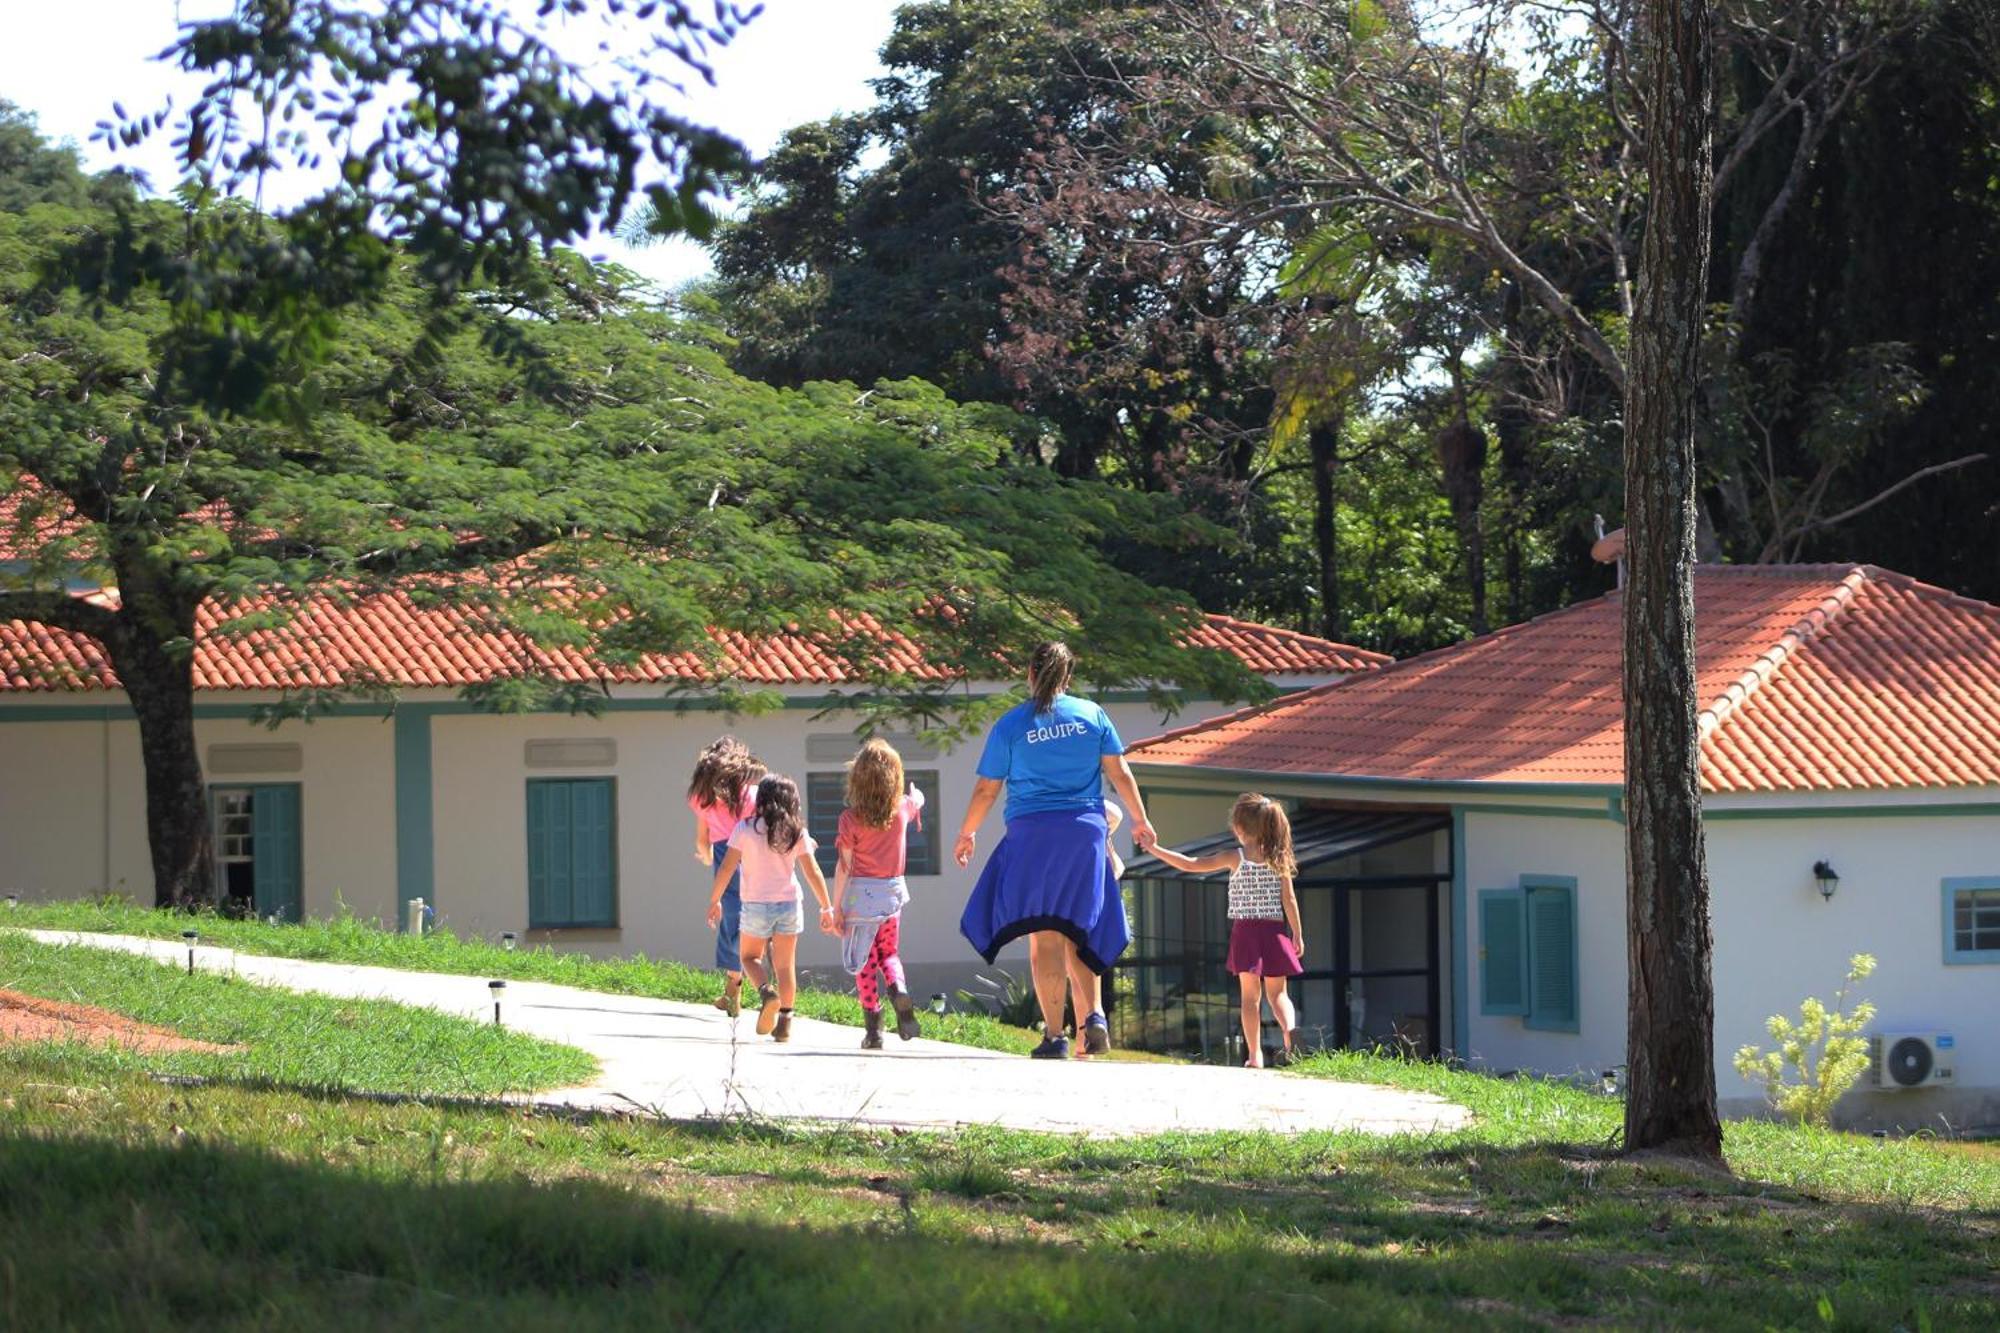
1622;0;1725;1162
100;581;212;909
1308;419;1342;640
1492;397;1533;624
1435;418;1489;635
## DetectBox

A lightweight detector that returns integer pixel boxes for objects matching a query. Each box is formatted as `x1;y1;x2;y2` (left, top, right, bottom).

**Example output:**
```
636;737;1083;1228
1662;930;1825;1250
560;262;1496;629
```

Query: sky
0;0;908;288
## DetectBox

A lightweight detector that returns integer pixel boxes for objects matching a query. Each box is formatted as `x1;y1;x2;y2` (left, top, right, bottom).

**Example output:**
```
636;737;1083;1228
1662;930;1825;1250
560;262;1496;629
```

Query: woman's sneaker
754;984;781;1036
1030;1033;1071;1060
1079;1013;1111;1058
889;987;922;1041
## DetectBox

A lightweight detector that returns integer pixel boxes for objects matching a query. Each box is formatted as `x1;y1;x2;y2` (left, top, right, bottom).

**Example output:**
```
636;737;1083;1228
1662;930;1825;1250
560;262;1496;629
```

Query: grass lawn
0;1033;1993;1330
0;933;594;1097
8;899;1044;1054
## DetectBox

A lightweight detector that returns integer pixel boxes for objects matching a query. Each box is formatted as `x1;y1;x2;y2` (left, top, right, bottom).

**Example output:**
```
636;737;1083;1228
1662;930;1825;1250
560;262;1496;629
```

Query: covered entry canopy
1116;808;1452;1060
1121;809;1450;882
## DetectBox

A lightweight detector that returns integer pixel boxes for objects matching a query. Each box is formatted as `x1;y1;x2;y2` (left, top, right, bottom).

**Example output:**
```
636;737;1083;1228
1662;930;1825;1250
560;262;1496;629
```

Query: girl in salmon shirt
686;736;764;1016
832;739;927;1049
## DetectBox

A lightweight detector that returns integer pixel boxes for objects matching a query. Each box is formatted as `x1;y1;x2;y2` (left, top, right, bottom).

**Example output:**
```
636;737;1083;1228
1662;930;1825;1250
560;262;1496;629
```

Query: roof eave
1126;760;1623;801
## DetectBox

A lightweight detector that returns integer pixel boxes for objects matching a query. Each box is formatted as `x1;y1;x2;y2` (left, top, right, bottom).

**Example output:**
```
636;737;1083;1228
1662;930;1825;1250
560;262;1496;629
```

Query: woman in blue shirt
955;641;1157;1059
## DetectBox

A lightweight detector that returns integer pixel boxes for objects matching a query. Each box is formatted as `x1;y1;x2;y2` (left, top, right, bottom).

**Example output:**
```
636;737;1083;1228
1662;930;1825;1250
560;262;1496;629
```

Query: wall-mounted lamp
1813;860;1840;902
488;978;507;1025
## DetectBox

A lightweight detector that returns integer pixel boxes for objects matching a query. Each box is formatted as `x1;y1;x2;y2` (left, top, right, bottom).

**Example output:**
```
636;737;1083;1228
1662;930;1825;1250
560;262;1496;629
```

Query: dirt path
0;988;234;1055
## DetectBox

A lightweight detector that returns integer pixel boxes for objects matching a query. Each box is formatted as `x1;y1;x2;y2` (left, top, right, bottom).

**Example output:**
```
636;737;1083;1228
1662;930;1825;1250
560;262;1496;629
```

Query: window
904;770;942;876
805;772;845;878
1478;875;1578;1032
208;784;303;922
1944;878;2000;964
805;768;943;879
526;778;617;928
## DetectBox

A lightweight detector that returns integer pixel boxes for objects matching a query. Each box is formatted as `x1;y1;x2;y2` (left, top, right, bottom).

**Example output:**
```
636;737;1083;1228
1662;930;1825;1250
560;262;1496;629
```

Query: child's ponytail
1232;792;1296;880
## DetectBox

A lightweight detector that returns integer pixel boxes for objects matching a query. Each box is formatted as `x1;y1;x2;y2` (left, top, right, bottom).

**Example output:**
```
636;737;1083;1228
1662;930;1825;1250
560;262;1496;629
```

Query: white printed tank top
1227;856;1286;920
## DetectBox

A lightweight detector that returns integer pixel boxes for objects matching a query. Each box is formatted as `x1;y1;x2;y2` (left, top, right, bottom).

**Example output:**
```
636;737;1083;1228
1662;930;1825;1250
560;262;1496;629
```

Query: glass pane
806;772;844;877
1957;889;2000;953
904;769;942;876
1348;974;1432;1053
1351;885;1431;973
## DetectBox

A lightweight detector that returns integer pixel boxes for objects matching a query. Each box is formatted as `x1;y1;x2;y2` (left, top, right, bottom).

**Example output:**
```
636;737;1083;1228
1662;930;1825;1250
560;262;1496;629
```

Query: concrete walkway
19;930;1470;1138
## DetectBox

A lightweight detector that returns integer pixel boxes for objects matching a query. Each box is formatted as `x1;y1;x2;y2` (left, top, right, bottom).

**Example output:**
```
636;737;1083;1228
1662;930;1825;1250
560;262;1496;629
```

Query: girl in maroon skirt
1142;793;1304;1067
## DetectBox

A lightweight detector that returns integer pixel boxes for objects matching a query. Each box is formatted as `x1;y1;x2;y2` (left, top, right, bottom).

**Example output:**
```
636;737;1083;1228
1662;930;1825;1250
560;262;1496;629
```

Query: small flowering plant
1732;953;1878;1126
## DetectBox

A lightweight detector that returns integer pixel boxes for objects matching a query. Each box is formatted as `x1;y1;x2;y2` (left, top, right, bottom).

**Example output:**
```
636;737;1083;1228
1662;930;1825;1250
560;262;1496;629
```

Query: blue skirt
960;809;1128;975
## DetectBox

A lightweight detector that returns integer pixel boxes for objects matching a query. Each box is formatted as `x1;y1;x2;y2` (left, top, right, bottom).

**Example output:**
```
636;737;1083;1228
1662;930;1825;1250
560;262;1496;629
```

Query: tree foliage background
703;0;2000;648
4;0;1999;903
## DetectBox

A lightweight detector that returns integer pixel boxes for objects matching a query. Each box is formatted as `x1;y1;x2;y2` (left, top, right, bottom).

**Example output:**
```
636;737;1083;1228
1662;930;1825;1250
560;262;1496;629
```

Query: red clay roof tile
5;478;1385;690
0;592;1378;695
1129;565;2000;795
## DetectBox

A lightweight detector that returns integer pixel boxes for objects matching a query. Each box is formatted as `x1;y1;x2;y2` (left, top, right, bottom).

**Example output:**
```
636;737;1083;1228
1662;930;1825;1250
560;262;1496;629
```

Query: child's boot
754;984;781;1035
772;1010;793;1043
888;986;922;1041
712;976;741;1018
861;1008;884;1050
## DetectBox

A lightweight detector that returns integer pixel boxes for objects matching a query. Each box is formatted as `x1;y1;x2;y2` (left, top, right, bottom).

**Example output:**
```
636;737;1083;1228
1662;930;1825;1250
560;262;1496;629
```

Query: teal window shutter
1478;888;1528;1016
250;784;303;923
1523;876;1579;1032
570;779;615;926
527;778;618;928
525;781;547;922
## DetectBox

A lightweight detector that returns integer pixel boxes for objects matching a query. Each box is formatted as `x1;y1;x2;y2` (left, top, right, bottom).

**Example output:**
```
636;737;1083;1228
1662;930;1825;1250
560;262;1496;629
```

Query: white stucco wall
1460;808;1628;1080
0;706;398;919
415;689;1249;999
1707;810;2000;1131
1461;800;2000;1130
0;685;1272;999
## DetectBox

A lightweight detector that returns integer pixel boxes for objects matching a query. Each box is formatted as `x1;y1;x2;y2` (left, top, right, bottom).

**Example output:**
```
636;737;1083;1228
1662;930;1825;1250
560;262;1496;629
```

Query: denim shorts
739;896;804;938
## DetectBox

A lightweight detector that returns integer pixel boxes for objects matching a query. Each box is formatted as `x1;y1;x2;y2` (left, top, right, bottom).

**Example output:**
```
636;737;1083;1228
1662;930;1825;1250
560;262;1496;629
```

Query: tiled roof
5;476;1383;689
1128;565;2000;795
1180;614;1390;676
0;591;1379;693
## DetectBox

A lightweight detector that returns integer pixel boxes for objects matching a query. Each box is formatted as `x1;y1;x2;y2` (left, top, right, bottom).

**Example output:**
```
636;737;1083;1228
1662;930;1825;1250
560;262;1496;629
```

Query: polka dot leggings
855;914;906;1013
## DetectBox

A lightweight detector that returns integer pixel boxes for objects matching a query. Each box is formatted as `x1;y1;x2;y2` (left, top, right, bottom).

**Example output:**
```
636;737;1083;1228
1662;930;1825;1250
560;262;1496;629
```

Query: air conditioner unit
1869;1033;1956;1090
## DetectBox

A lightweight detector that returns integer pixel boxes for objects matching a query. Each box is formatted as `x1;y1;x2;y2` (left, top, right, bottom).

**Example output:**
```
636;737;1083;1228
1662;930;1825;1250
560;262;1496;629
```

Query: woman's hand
706;901;722;929
1129;816;1157;851
693;840;713;866
954;828;978;867
1294;934;1307;962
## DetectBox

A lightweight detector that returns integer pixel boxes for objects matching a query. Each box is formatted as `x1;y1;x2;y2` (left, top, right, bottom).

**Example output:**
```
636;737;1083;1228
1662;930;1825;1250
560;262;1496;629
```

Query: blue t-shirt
977;695;1125;822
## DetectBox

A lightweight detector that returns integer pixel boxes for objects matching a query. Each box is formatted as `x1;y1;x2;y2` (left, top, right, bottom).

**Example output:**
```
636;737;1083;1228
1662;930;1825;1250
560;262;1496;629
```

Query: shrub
1733;953;1877;1126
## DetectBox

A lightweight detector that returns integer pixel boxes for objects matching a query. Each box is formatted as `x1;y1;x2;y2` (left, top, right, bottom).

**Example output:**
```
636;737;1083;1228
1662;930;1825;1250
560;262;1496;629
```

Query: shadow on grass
1;1111;1992;1332
0;1130;1466;1331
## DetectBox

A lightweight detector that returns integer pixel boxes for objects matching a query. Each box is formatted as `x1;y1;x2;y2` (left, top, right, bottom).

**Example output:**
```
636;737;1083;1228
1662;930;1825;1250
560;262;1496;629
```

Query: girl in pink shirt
707;775;835;1042
833;740;926;1049
686;737;764;1015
